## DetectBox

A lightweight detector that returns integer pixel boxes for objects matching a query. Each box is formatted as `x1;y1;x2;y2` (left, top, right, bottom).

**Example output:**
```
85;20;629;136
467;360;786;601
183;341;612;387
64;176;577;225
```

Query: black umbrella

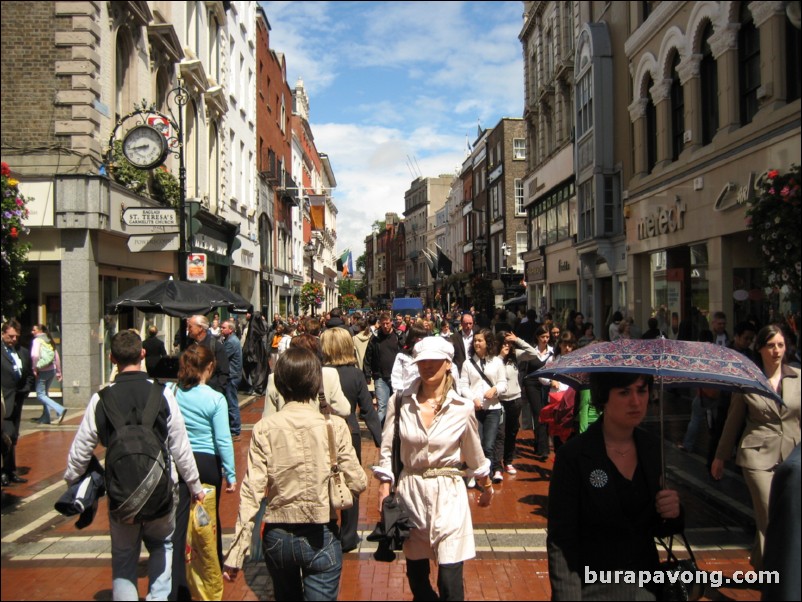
106;279;251;318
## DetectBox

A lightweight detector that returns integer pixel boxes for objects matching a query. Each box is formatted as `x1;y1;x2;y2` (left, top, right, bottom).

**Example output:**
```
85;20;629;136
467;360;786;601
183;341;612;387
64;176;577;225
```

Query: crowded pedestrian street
1;389;767;601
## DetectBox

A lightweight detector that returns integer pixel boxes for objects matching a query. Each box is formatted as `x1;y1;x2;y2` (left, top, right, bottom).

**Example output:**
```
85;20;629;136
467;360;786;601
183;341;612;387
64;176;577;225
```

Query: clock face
122;125;168;169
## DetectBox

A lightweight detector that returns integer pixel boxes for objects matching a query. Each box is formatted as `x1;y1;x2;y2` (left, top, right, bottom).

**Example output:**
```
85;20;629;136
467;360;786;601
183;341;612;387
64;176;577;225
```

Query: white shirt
458;354;508;411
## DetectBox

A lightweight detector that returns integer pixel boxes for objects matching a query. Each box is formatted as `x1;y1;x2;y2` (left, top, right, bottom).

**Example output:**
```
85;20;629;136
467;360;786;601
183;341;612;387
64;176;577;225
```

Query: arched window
645;76;657;173
787;17;801;102
700;22;719;145
115;27;135;122
208;122;220;212
670;52;684;160
738;2;760;125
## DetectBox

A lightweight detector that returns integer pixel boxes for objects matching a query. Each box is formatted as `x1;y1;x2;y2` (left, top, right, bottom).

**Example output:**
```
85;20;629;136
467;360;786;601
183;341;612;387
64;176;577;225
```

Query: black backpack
98;381;174;524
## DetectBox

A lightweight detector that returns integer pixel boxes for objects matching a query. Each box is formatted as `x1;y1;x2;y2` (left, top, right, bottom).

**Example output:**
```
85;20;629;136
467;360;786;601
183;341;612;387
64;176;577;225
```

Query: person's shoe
467;477;476;488
505;464;517;475
57;410;68;425
8;474;27;484
492;470;503;483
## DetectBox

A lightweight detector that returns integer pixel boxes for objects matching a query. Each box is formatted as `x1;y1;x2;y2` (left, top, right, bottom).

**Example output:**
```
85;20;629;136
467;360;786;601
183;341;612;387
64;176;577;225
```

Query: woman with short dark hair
548;372;682;600
224;348;366;600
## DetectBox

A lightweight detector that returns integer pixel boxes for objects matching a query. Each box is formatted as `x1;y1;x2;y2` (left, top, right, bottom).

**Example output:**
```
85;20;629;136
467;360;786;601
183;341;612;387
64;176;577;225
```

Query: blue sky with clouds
260;1;525;260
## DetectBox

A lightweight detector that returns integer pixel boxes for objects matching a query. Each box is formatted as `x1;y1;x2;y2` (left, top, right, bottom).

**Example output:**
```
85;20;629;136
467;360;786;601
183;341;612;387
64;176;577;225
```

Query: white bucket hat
412;336;454;363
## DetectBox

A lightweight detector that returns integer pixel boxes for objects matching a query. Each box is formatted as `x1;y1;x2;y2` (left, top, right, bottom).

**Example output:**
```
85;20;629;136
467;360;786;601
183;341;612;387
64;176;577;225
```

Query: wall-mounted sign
122;207;178;227
127;232;179;253
714;171;764;212
187;253;207;282
558;259;571;272
637;198;687;240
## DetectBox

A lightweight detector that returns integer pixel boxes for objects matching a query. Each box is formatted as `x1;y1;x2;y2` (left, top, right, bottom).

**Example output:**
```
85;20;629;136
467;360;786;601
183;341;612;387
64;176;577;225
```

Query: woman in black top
522;325;555;460
320;327;382;552
547;372;682;600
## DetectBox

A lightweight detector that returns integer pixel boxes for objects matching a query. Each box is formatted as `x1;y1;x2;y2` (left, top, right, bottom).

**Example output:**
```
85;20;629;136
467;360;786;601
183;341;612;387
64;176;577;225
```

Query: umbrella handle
659;379;666;487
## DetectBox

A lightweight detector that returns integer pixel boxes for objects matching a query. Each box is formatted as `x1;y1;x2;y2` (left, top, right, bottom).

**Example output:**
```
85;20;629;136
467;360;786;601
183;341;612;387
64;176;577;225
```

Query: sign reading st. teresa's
122;207;178;227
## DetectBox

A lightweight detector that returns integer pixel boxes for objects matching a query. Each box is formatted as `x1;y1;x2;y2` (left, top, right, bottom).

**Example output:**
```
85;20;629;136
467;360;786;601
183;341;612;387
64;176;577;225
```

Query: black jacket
332;365;382;445
363;330;400;382
547;419;683;600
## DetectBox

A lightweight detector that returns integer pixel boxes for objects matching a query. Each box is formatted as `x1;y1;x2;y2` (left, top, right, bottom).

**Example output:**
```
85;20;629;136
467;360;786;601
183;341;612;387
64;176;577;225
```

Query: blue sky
260;1;525;261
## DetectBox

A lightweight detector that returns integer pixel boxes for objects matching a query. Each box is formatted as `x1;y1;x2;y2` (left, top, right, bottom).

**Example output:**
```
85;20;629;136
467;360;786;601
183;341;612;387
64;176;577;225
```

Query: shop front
546;242;579;326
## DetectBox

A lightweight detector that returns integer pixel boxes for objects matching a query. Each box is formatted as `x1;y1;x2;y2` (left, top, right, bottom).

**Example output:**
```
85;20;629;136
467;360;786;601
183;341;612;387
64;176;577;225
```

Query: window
700;23;719;145
490;185;501;220
576;70;593;139
739;2;760;126
515;232;527;271
515;179;525;215
531;180;575;246
513;138;526;160
670;52;684;161
645;76;657;173
787;18;801;102
603;174;619;236
579;179;594;240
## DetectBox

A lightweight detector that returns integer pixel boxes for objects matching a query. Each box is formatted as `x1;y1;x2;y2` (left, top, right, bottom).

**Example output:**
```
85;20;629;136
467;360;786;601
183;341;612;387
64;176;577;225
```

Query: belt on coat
406;467;465;478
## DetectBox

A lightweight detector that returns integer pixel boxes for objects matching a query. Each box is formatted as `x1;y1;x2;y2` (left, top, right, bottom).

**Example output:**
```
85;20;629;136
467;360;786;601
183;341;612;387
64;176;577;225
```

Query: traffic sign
122;207;178;227
127;232;180;253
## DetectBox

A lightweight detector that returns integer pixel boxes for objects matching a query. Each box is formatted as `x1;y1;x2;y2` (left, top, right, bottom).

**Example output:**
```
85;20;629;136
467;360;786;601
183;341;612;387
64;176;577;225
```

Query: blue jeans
476;409;502;467
109;502;176;601
374;377;393;424
35;369;64;423
682;393;715;452
263;522;343;601
225;377;242;435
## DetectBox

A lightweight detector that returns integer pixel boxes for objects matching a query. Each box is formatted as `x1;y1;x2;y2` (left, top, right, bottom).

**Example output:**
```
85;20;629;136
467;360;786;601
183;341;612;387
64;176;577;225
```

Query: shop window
739;2;760;126
700;22;719;145
551;282;578;316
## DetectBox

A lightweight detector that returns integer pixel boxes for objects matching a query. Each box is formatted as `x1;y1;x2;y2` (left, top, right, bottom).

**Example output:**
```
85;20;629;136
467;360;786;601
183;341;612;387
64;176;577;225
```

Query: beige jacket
225;400;367;568
716;365;801;470
263;366;351;418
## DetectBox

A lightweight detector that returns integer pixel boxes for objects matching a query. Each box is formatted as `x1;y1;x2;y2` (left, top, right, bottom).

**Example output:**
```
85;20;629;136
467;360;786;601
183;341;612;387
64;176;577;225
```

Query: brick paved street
1;393;766;600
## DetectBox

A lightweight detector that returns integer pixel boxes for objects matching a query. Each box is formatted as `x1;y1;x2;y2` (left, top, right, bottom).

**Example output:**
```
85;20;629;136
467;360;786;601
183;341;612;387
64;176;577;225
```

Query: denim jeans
374;377;393;424
263;522;343;601
225;378;242;435
35;369;64;423
682;394;716;453
476;409;502;466
109;502;176;601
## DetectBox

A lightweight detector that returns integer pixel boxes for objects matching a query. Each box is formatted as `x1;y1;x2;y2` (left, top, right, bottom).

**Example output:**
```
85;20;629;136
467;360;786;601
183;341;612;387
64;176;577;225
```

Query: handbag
365;393;412;561
657;532;704;601
321;392;354;512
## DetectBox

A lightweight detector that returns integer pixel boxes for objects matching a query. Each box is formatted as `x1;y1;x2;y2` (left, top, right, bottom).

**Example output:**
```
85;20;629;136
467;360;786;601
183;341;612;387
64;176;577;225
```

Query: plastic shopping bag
186;487;223;601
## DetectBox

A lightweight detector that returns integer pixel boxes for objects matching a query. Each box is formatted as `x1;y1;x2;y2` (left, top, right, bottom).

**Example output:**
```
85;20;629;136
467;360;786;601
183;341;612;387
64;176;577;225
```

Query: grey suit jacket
716;365;801;470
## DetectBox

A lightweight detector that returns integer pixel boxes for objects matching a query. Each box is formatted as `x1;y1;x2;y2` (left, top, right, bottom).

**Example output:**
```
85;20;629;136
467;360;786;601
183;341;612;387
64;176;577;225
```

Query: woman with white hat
374;336;492;601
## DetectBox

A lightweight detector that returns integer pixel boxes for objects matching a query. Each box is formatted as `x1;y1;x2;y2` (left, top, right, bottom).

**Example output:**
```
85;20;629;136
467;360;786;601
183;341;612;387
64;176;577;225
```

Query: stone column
678;54;702;151
751;1;789;108
710;23;740;133
60;228;100;406
650;79;673;168
628;98;648;178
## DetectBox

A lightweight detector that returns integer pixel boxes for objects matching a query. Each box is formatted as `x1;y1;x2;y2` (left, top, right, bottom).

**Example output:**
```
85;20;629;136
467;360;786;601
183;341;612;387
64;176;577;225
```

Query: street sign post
127;232;180;253
122;207;178;227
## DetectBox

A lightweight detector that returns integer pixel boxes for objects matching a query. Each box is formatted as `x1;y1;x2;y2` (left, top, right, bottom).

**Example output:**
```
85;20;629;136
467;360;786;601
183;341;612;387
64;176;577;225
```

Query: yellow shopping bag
186;487;223;601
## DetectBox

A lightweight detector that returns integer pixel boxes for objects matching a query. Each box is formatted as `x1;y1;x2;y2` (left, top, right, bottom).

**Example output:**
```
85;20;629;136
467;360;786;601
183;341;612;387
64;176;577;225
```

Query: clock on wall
121;124;168;170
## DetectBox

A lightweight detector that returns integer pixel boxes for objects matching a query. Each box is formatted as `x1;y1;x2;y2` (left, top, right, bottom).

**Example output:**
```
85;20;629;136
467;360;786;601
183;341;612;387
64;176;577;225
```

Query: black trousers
170;452;223;601
523;380;550;457
494;397;523;468
406;559;464;601
339;431;362;552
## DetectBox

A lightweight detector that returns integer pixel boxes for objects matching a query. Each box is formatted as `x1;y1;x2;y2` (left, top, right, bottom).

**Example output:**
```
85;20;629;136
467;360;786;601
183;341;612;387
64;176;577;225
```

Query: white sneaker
505;464;517;475
492;471;503;483
467;477;476;488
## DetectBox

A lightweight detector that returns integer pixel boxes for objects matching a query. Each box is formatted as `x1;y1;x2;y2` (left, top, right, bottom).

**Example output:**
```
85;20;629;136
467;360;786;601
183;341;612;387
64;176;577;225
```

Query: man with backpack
65;330;204;601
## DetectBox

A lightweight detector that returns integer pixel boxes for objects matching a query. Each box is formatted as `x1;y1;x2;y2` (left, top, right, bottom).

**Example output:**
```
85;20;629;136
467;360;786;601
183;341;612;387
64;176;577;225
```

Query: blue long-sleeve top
173;383;237;484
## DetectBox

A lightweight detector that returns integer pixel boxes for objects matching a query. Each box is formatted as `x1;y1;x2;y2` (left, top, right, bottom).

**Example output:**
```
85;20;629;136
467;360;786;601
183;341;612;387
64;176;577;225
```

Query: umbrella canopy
534;338;781;403
106;279;251;318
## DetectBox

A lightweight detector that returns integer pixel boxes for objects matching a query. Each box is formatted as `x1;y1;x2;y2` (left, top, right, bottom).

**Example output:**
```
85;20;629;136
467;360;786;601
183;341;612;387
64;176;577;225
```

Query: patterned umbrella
533;338;780;403
533;338;781;480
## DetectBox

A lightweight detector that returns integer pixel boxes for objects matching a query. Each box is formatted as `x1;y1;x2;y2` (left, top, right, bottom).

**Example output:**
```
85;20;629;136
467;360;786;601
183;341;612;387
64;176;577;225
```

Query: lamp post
304;240;319;316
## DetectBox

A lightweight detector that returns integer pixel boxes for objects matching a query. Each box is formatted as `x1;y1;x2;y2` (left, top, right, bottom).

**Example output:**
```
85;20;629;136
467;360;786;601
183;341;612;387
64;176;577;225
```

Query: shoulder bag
321;392;353;511
657;532;704;601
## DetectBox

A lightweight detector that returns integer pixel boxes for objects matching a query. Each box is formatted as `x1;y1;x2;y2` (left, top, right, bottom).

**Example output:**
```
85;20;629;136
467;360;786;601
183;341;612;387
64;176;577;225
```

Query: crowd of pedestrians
2;299;800;601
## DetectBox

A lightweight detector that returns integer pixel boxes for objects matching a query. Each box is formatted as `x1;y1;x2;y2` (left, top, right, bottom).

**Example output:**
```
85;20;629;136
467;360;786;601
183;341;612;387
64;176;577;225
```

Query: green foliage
109;141;179;206
152;166;181;207
746;165;801;304
1;162;32;319
356;253;366;273
340;293;359;312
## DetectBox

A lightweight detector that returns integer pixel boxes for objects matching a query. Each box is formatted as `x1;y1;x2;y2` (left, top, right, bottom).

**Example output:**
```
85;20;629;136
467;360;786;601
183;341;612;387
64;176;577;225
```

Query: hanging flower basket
745;164;801;305
1;162;32;318
300;281;324;312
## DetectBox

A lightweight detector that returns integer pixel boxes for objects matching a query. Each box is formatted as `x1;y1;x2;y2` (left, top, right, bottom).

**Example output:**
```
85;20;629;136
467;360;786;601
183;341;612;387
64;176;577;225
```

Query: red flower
768;169;779;179
1;162;10;176
10;227;18;239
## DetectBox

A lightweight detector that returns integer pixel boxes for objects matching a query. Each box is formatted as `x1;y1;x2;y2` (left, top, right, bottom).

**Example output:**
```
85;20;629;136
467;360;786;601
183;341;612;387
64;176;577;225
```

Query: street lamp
304;240;320;316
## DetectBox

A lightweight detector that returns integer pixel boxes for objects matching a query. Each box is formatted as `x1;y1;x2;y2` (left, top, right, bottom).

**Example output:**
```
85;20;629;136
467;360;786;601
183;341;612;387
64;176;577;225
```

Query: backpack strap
141;381;165;430
469;358;495;388
97;386;127;434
